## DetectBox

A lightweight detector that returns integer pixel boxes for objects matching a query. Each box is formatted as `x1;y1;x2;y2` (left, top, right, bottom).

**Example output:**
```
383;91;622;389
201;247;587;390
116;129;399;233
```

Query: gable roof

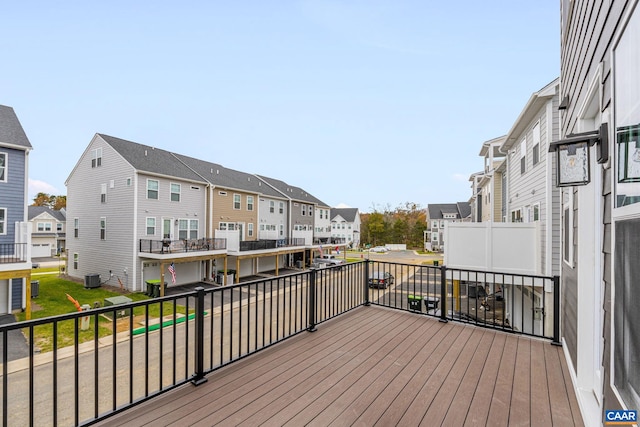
98;134;207;184
28;206;66;221
331;208;359;222
427;202;470;220
256;175;328;206
172;153;285;199
0;105;32;150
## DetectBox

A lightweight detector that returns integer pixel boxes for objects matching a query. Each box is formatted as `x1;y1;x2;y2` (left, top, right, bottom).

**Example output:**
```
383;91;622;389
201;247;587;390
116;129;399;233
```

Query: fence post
192;287;208;385
439;265;448;323
364;259;370;306
308;269;317;332
551;276;562;346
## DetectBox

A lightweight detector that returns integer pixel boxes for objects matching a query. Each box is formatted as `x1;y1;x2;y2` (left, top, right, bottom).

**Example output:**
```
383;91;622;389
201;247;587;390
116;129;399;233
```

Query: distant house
28;206;66;257
469;136;507;223
425;203;471;251
330;207;361;248
0;105;33;314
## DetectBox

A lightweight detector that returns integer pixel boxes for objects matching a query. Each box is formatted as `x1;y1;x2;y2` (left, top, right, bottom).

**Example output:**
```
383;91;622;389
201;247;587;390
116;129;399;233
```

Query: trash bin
408;295;423;311
30;280;39;298
424;297;440;311
151;282;167;298
296;260;303;269
146;281;154;296
81;304;91;331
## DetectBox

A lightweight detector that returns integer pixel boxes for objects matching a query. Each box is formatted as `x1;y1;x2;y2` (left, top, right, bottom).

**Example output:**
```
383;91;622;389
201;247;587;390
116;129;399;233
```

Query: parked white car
369;246;389;253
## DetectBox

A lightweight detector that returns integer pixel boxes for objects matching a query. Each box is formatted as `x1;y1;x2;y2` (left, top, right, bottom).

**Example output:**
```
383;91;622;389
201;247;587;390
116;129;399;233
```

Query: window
247;196;254;211
432;220;438;229
279;202;284;214
511;209;523;223
126;177;132;186
100;217;106;240
520;139;527;174
146;217;156;235
170;183;181;202
37;222;52;232
309;206;313;216
0;208;5;234
533;204;540;221
0;152;6;182
218;191;227;196
179;219;198;239
147;179;159;199
279;224;284;236
432;233;438;242
91;148;102;168
248;223;254;237
73;253;78;270
270;201;275;213
532;122;541;166
301;205;306;216
56;223;62;232
74;218;79;238
233;194;241;210
101;183;107;203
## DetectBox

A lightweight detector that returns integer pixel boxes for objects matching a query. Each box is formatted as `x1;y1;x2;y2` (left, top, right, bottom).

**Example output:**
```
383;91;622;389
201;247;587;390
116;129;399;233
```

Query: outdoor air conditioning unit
84;274;101;289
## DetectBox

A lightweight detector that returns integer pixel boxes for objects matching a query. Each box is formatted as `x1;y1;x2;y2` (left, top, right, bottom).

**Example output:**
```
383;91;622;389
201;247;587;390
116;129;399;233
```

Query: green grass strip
132;311;207;335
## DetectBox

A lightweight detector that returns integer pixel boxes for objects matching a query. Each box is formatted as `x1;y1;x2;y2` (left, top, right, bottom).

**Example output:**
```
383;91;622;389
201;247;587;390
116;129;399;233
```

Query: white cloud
28;179;60;200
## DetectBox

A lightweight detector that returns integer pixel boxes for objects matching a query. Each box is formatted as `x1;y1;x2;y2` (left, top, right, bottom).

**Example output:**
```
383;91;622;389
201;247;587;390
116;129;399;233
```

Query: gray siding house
28;206;66;257
500;78;561;277
426;203;471;252
0;105;33;314
557;0;640;422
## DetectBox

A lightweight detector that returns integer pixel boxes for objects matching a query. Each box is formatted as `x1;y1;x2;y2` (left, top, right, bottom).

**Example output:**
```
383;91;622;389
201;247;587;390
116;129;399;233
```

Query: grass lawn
16;273;189;353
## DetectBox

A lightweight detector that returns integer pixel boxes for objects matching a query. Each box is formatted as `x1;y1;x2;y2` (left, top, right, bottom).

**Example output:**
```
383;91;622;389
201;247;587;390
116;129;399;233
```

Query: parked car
369;246;388;253
368;271;394;288
312;256;346;268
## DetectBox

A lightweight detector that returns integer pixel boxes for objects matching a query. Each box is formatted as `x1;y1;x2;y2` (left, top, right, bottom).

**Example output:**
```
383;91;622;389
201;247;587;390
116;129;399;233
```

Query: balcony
139;238;226;256
239;238;305;252
0;261;583;426
0;242;28;264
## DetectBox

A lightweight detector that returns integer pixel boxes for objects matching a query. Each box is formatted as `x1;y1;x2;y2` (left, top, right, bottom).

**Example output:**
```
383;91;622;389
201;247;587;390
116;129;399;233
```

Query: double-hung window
0;152;6;182
101;183;107;203
146;217;156;235
247;196;254;211
147;179;159;199
91;148;102;168
233;194;241;210
100;217;106;240
170;183;181;202
0;208;6;234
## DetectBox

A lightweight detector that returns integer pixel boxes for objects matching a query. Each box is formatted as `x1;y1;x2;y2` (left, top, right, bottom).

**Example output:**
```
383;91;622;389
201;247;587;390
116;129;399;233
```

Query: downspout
132;173;139;291
498;145;511;222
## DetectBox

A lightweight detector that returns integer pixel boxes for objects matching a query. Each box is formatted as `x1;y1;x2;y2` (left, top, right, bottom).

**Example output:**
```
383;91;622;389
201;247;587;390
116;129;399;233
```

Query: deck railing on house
0;242;28;264
0;260;558;426
139;238;226;254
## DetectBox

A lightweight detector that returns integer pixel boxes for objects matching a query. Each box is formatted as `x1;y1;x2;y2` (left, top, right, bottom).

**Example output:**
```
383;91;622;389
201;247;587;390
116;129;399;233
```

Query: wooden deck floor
96;306;583;427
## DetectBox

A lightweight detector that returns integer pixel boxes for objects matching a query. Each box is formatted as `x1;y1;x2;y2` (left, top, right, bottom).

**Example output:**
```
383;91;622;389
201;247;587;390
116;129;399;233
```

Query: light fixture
549;123;608;187
174;219;178;225
617;123;640;183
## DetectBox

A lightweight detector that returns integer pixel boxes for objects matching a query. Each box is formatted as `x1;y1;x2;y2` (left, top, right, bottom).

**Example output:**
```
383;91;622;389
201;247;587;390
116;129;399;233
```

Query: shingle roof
172;153;285;198
0;105;32;149
98;134;207;183
427;203;470;220
331;208;358;222
28;206;66;221
256;175;328;206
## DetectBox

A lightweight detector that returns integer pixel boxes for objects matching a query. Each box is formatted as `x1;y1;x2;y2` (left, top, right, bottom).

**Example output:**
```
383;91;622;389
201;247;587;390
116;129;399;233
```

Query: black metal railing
238;238;306;251
139;238;226;254
0;260;558;425
0;242;28;263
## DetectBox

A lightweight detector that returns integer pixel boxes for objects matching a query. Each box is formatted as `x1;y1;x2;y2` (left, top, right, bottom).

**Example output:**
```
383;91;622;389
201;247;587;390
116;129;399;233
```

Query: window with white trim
100;217;106;240
170;183;181;202
101;183;107;203
147;179;159;200
178;219;198;240
520;139;527;174
511;208;523;223
146;217;156;235
37;222;52;232
279;202;284;214
91;148;102;168
248;223;254;237
270;201;275;213
532;122;541;166
0;208;6;234
0;152;6;182
279;224;284;236
73;253;78;270
301;205;306;216
74;218;79;238
247;196;254;211
533;204;540;221
233;194;241;210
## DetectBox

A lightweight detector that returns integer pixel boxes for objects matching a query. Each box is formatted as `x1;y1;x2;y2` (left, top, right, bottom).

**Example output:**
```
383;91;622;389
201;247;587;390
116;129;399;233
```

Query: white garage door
32;243;51;258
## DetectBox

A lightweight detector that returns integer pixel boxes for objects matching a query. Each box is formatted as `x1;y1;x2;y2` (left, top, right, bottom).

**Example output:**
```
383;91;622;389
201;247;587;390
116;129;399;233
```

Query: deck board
95;307;584;427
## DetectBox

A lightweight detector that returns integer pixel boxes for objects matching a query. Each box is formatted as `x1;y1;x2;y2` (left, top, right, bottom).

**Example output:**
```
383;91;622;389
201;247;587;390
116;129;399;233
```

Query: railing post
551;275;562;346
439;265;448;323
308;269;317;332
192;287;208;385
364;259;370;306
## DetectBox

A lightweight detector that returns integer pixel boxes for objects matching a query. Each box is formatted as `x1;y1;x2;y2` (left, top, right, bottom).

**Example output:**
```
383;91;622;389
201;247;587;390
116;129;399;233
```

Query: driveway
0;314;29;361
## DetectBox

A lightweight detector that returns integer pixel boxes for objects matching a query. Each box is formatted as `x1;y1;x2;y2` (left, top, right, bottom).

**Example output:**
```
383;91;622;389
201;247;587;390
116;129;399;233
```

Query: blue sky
2;1;559;213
